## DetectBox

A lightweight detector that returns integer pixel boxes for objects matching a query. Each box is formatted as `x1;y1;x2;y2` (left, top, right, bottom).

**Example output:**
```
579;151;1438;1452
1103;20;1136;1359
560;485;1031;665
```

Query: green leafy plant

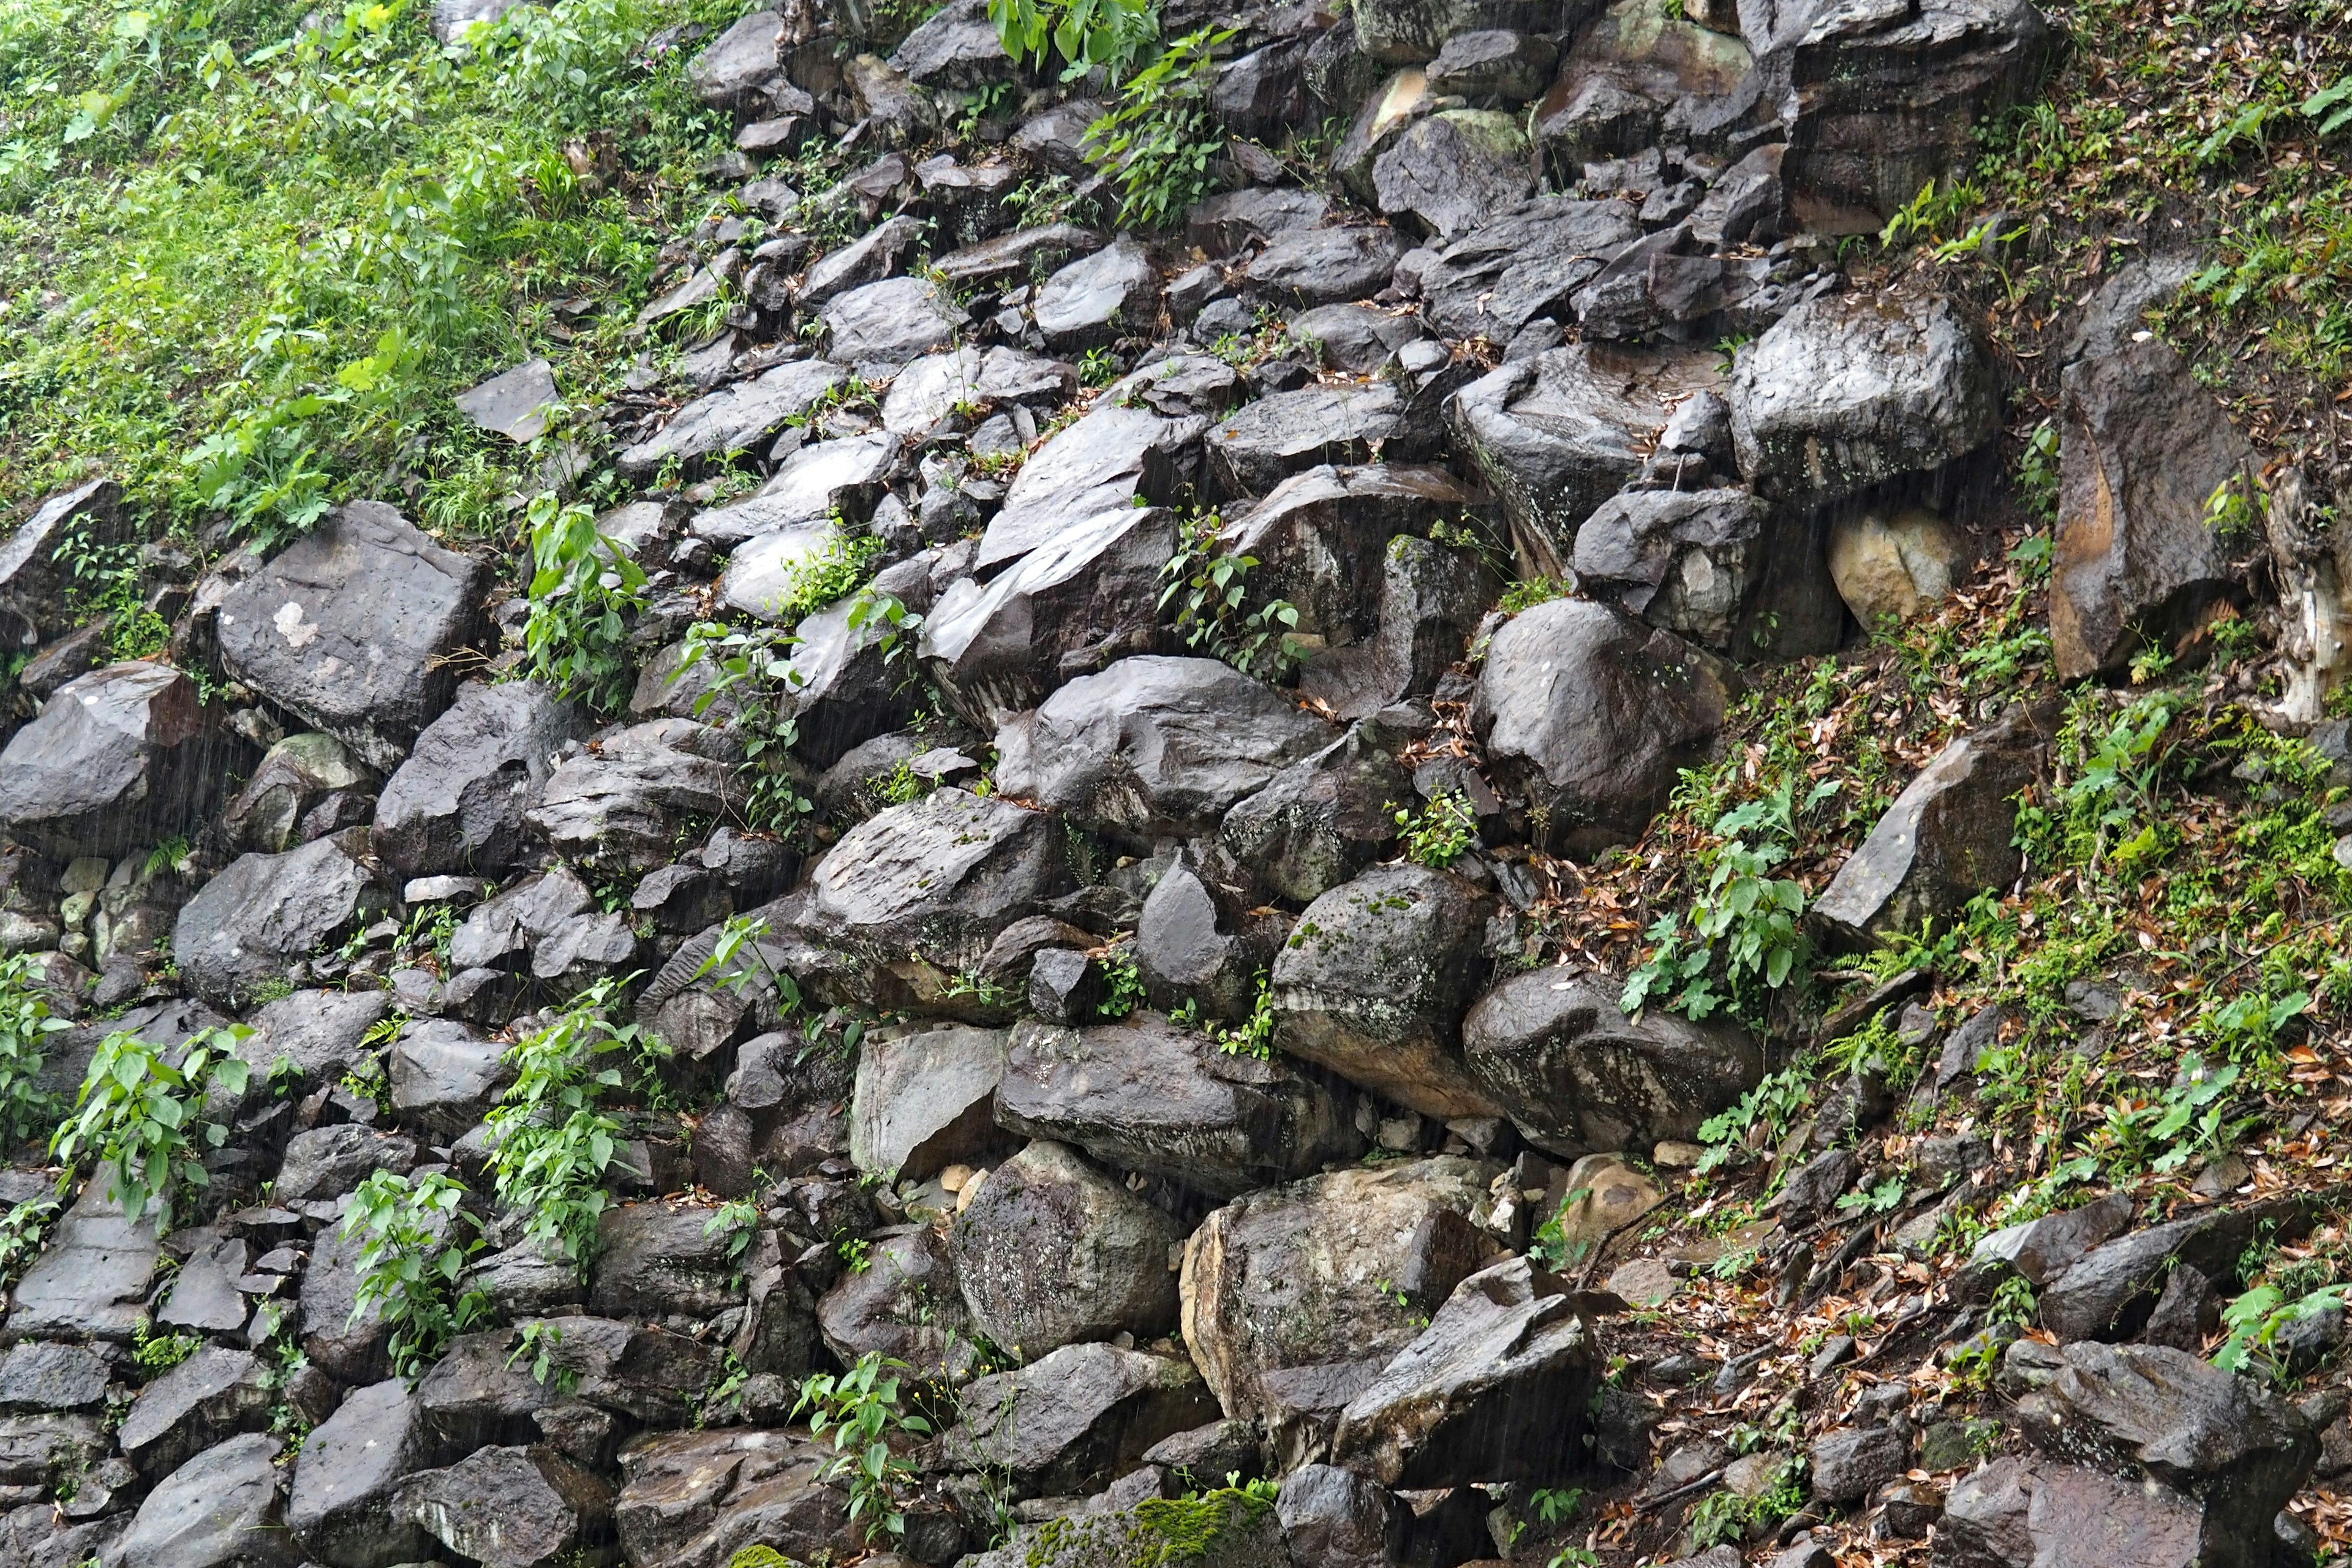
1691;1066;1813;1177
704;1197;761;1264
987;0;1158;81
0;1196;59;1292
0;954;69;1150
1496;576;1569;614
1083;28;1235;231
2217;1281;2349;1378
342;1168;489;1379
1524;1186;1594;1272
1210;971;1277;1060
1159;508;1303;680
507;1321;582;1392
1096;946;1147;1020
522;489;647;715
484;978;662;1269
679;621;820;839
1392;791;1476;869
793;1352;934;1541
132;1317;201;1373
51;1025;252;1232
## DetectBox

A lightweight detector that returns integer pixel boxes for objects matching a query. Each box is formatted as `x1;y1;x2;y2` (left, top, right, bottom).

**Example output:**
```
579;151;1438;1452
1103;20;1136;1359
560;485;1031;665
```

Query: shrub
793;1352;933;1541
1158;508;1302;680
521;489;647;714
678;622;820;838
342;1169;489;1379
1392;792;1476;869
1083;28;1235;231
0;954;69;1151
50;1025;252;1232
987;0;1157;83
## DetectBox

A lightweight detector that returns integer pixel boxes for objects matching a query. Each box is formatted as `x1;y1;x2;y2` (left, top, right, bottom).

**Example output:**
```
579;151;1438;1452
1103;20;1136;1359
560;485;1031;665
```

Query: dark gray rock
214;502;489;770
948;1139;1182;1357
816;1226;976;1380
804;787;1071;981
1000;1014;1361;1200
879;345;1073;434
1809;1424;1906;1505
1940;1453;2201;1568
2050;337;2253;682
975;403;1203;571
1034;238;1159;348
1220;724;1411;905
941;1341;1219;1499
0;662;238;859
1274;1463;1406;1568
524;718;742;871
119;1347;274;1479
1270;864;1499;1120
1207;384;1406;499
453;358;559;442
399;1443;613;1568
1242;226;1406;307
1131;864;1273;1023
0;479;125;653
0;1411;108;1497
1425;29;1557;102
0;1342;110;1412
617;359;846;475
7;1186;158;1343
849;1023;1008;1182
220;731;374;856
2014;1340;2313;1568
1287;304;1422;374
888;0;1011;87
1185;187;1332;258
1221;464;1478;650
372;679;586;878
1727;290;1999;508
1332;1256;1597;1486
822;276;965;368
994;656;1332;844
1353;0;1567;63
301;1222;391;1384
686;9;785;110
173;835;390;1006
798;215;924;309
389;1018;511;1138
1211;40;1306;141
1449;342;1721;578
935;222;1104;285
1373;110;1535;238
1779;1146;1857;1223
1530;1;1756;175
106;1432;301;1568
1472;598;1730;856
920;505;1175;729
1297;535;1497;723
1812;713;2045;943
156;1235;254;1334
288;1377;435;1568
1771;0;2054;234
1573;485;1844;657
1415;197;1644;344
590;1202;744;1321
1690;143;1790;248
613;1427;852;1568
970;1490;1287;1568
1181;1157;1499;1469
1964;1194;2136;1292
1461;967;1762;1157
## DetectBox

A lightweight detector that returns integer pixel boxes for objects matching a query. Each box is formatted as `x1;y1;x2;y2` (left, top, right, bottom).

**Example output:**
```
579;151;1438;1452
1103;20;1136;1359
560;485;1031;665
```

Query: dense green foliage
1082;26;1232;230
523;489;647;712
50;1025;251;1231
0;955;69;1150
342;1167;489;1378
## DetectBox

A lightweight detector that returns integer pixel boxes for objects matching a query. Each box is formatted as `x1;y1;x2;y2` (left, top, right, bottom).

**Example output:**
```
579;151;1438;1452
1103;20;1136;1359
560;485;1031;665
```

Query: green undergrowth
0;0;736;567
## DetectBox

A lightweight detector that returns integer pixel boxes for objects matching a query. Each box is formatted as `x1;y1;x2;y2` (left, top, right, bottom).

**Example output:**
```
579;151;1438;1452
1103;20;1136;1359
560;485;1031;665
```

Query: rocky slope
1;0;2350;1566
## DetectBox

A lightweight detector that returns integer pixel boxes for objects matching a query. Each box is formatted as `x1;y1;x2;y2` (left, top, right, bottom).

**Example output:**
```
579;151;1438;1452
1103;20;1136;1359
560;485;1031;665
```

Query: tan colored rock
1827;507;1967;625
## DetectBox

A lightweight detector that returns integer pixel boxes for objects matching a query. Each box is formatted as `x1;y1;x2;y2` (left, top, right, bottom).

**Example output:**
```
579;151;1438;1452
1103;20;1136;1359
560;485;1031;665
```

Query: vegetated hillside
0;0;2350;1564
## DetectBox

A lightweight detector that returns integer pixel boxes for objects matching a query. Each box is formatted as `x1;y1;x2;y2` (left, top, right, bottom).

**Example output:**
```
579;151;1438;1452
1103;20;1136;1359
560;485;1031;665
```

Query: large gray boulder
214;502;489;770
0;479;125;652
920;505;1175;729
617;360;846;475
1206;383;1404;499
1461;967;1762;1157
1221;464;1480;650
888;0;1012;87
1132;862;1282;1023
7;1186;158;1343
1240;226;1404;307
235;986;391;1098
219;731;374;856
941;1341;1219;1498
118;1347;274;1478
1531;0;1755;175
1726;290;1999;508
0;661;238;859
2037;1203;2282;1344
1352;0;1562;62
803;788;1070;982
1416;196;1643;344
1940;1454;2201;1568
388;1019;512;1138
692;435;895;551
880;345;1072;435
1770;0;2054;234
1373;110;1535;238
1034;237;1159;347
969;1491;1289;1568
1331;1256;1597;1487
398;1443;613;1568
1273;1464;1406;1568
107;1433;302;1568
976;403;1204;571
2050;338;2253;682
1449;342;1722;579
372;679;587;878
1573;486;1846;658
1296;535;1498;723
1219;725;1412;904
2013;1341;2313;1568
686;9;785;109
816;1226;978;1380
173;834;390;1006
849;1023;1008;1182
1181;1157;1501;1468
590;1203;747;1321
524;717;742;871
1270;864;1501;1120
1812;713;2044;944
288;1378;435;1568
993;656;1332;844
998;1014;1362;1199
1471;598;1730;856
948;1139;1183;1357
822;276;966;367
613;1428;853;1568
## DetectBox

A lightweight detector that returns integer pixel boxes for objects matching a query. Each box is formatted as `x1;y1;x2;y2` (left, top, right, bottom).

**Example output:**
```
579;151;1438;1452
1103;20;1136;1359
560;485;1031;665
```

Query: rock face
614;1428;850;1568
993;657;1331;844
0;479;125;653
373;679;586;878
1180;1157;1500;1465
2050;338;2253;681
399;1443;614;1568
1461;967;1762;1156
214;502;489;770
849;1023;1007;1181
1727;291;1999;507
947;1139;1182;1357
1034;237;1159;345
1472;598;1731;856
1219;725;1412;903
1270;864;1501;1120
997;1014;1362;1199
7;1188;157;1343
0;662;236;858
1812;712;2044;943
1573;486;1845;658
1940;1453;2203;1568
173;834;389;1006
289;1378;434;1567
617;360;845;475
524;718;743;871
1330;1256;1597;1487
107;1432;301;1568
